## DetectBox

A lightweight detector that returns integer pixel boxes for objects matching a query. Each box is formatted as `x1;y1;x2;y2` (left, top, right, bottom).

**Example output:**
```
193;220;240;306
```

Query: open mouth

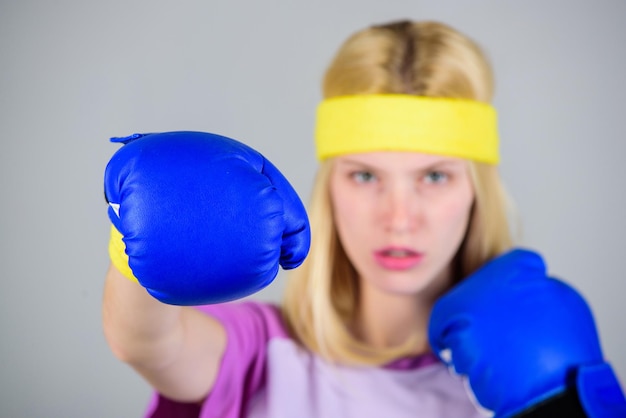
374;248;423;270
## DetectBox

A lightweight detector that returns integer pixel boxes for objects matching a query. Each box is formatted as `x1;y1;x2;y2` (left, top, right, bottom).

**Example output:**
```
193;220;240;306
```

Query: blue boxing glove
104;131;310;305
428;249;626;417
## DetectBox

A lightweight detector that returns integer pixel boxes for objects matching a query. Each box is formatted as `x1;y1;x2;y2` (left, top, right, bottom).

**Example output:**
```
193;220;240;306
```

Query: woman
282;20;511;367
103;20;625;418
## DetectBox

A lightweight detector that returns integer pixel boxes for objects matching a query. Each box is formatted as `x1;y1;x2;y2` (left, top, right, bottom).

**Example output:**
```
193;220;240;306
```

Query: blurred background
1;0;624;416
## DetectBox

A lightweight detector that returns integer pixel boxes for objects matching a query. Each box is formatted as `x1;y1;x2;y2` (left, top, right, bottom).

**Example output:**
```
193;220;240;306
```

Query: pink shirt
144;301;484;418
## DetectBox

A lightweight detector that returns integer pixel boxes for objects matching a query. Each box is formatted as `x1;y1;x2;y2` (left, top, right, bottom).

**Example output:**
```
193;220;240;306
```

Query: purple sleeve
144;301;288;418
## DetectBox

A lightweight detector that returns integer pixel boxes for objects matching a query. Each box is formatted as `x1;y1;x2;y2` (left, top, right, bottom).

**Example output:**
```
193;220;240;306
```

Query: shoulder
189;301;292;418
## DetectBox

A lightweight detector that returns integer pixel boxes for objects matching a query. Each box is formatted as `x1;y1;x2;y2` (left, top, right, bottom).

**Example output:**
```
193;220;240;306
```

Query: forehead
333;151;468;170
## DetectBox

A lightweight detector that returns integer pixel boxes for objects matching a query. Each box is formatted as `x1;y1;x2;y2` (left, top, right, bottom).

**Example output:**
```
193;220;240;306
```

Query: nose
382;184;419;233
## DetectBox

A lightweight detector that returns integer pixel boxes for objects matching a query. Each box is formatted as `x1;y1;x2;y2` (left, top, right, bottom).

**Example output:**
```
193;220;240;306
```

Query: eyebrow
337;157;465;174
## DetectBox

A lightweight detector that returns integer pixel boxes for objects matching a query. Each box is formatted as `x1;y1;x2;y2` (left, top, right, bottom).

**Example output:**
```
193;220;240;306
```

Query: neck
353;266;454;355
354;292;428;353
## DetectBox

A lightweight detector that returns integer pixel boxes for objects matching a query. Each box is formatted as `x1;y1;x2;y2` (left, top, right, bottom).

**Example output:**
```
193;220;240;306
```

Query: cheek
332;194;365;240
433;188;474;240
330;185;372;258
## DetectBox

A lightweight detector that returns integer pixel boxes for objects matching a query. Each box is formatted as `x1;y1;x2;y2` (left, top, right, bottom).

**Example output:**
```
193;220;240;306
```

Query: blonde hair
283;20;514;365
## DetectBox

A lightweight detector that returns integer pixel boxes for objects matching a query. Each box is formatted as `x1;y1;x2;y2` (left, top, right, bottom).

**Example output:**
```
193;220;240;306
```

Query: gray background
1;0;624;416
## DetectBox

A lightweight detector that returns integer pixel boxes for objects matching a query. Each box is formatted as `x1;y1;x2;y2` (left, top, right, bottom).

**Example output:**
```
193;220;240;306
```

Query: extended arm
102;263;226;402
101;131;310;402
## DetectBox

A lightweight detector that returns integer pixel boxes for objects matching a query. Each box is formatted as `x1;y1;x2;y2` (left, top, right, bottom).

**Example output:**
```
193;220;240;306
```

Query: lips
374;247;424;271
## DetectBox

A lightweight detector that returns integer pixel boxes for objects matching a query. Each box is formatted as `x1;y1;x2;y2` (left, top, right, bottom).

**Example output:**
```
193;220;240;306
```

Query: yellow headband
315;95;499;164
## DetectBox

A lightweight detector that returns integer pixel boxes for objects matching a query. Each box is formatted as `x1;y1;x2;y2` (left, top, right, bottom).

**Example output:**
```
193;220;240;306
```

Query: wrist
512;386;586;418
103;264;185;365
576;362;626;418
108;224;138;282
512;362;626;418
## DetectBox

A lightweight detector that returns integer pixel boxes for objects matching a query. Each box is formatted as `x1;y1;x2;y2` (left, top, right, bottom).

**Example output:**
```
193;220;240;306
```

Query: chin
374;269;442;297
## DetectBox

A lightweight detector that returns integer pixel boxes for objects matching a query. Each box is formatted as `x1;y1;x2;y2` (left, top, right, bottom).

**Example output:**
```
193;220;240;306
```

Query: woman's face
329;151;474;299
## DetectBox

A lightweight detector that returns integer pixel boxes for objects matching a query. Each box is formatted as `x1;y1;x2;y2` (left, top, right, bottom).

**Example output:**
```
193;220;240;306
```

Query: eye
423;170;448;185
351;170;377;184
